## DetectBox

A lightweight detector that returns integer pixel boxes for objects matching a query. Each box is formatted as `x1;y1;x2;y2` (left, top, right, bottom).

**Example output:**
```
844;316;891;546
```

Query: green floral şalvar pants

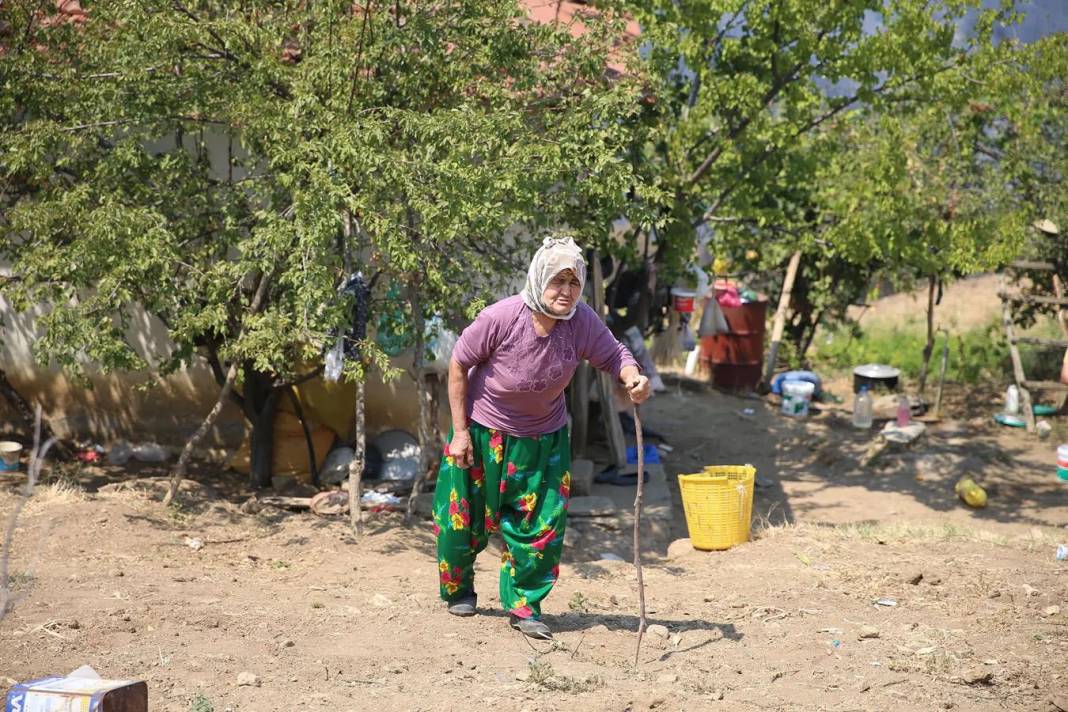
433;421;571;620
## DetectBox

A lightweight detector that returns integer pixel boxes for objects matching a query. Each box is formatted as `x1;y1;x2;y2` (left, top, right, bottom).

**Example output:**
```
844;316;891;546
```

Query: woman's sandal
446;593;477;617
510;614;552;640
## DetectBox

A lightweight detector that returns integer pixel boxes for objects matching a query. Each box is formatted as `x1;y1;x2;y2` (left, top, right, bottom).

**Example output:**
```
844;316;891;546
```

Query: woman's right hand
449;428;474;469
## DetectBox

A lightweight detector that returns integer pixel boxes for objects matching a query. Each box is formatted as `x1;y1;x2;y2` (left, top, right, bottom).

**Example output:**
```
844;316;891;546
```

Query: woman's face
542;269;581;316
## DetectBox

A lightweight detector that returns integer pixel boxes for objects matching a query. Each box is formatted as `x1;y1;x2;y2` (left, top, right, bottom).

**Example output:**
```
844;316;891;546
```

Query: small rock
858;681;871;693
926;574;943;586
111;570;125;578
515;670;530;682
239;498;261;515
667;538;694;560
280;639;295;648
1023;584;1039;597
988;589;1001;599
858;625;880;640
702;595;714;603
371;594;393;608
1049;693;1068;712
656;673;678;684
961;669;993;686
710;690;724;701
646;624;670;640
670;633;683;647
905;571;923;585
1043;605;1061;617
236;672;260;687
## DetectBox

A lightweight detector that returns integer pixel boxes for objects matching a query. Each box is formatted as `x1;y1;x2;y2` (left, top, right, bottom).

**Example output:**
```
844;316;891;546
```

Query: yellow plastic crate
678;465;756;551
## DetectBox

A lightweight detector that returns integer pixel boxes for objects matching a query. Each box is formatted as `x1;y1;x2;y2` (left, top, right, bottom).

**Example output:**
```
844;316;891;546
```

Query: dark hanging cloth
339;272;371;358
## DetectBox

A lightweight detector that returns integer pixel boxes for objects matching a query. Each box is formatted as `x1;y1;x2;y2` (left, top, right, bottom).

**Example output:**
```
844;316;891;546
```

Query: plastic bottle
896;394;911;427
955;476;988;508
852;387;873;429
1005;385;1020;415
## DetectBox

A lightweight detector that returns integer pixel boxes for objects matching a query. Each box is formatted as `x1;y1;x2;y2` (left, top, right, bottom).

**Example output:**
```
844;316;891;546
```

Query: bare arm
447;358;474;467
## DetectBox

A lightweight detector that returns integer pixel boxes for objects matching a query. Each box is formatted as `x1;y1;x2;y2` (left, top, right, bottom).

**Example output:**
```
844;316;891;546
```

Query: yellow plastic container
678;465;756;550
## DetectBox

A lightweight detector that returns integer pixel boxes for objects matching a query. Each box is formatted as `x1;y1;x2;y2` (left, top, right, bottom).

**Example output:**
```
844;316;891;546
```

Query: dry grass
25;480;87;509
752;515;1013;548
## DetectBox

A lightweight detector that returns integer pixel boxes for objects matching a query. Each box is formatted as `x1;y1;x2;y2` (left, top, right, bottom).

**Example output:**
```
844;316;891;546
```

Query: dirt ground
2;375;1067;712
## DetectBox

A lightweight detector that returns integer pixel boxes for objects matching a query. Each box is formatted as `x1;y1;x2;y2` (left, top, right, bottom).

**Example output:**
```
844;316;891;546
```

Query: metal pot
852;364;900;393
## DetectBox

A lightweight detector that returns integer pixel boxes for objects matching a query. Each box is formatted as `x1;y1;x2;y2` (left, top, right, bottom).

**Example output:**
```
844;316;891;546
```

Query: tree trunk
917;274;937;394
248;370;280;490
163;362;238;506
348;378;365;535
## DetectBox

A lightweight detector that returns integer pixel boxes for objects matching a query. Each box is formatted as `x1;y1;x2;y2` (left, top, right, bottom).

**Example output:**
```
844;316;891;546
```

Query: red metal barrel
700;298;768;391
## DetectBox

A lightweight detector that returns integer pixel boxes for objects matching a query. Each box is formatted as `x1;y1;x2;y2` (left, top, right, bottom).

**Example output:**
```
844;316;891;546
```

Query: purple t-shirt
451;295;639;437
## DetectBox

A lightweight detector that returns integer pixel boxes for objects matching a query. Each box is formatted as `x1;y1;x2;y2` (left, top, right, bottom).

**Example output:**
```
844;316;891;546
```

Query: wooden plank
762;250;802;387
1012;336;1068;348
1023;380;1068;392
1010;260;1057;271
1001;276;1036;432
999;293;1068;307
591;252;628;467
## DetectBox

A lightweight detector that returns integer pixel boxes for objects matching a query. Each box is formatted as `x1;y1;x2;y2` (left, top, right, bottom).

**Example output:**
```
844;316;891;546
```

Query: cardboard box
5;676;147;712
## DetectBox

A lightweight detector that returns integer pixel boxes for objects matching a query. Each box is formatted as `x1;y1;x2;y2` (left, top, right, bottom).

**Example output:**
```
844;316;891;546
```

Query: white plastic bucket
0;441;22;471
781;381;815;417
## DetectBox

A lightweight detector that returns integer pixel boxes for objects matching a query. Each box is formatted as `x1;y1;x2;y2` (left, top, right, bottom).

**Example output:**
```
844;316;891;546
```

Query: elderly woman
433;236;651;639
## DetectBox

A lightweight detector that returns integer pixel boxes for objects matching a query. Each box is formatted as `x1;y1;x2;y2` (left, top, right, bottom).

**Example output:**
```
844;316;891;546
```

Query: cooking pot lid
853;363;901;378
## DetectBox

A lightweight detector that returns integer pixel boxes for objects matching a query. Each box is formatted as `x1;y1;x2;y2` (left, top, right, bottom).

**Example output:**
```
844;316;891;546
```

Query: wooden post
1000;277;1036;433
591;252;627;467
762;251;802;387
571;363;590;458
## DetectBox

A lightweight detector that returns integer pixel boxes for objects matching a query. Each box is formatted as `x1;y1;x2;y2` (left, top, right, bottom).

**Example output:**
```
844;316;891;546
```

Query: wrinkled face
542;268;581;316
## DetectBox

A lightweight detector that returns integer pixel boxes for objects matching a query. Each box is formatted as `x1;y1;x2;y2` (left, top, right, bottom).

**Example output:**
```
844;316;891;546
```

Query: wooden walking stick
632;402;648;667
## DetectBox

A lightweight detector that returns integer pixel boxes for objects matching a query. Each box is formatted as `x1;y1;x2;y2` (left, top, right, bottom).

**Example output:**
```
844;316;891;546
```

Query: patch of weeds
923;651;957;677
526;660;604;694
568;591;589;612
528;660;555;685
271;560;291;571
166;502;190;524
7;571;33;592
189;694;213;712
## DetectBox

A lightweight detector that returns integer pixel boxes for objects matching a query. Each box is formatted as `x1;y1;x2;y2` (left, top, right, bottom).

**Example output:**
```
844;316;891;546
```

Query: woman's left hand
626;375;652;404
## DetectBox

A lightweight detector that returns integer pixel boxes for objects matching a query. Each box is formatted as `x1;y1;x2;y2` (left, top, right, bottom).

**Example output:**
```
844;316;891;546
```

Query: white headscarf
521;235;587;321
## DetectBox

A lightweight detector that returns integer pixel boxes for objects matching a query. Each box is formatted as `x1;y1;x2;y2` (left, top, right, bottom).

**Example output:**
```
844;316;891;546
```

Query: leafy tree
0;0;641;488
